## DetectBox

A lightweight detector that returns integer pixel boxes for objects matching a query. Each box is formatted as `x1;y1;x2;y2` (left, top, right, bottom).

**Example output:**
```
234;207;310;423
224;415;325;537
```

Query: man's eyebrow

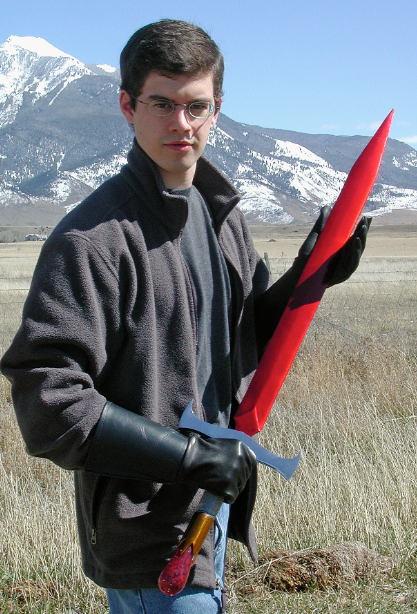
147;95;173;101
146;94;211;103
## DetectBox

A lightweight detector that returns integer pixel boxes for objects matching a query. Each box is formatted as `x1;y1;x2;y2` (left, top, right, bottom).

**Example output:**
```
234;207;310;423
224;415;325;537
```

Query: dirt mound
257;542;394;592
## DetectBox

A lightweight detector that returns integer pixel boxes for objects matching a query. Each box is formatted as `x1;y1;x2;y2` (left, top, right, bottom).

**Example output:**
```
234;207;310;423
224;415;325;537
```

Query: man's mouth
165;141;193;152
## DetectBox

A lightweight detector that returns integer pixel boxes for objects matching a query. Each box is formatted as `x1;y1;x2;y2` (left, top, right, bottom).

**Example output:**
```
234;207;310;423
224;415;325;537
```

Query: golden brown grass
1;242;417;612
225;254;417;612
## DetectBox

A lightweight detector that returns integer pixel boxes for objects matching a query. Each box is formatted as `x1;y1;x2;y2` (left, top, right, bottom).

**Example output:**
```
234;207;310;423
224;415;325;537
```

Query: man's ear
210;98;222;128
119;90;135;124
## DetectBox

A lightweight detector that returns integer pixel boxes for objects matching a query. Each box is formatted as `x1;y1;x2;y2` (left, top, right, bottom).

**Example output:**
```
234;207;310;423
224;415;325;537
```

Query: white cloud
400;135;417;144
355;121;382;132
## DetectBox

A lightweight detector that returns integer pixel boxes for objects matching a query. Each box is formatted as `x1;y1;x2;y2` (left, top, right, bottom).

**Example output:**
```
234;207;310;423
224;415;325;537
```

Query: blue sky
1;0;416;149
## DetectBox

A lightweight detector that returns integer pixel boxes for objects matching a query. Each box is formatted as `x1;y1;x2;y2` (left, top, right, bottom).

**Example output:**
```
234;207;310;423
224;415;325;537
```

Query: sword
158;110;394;596
158;403;301;596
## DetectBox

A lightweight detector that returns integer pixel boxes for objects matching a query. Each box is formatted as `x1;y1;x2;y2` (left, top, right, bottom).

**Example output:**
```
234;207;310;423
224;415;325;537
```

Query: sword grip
158;492;223;595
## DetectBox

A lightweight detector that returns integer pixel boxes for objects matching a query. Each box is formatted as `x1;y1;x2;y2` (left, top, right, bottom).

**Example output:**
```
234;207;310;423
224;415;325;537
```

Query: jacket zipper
90;475;109;545
183;260;199;354
178;230;199;355
178;230;206;422
222;255;245;401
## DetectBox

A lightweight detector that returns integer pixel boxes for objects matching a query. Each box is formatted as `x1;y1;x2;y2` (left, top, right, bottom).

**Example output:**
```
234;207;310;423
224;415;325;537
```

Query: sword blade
234;109;394;436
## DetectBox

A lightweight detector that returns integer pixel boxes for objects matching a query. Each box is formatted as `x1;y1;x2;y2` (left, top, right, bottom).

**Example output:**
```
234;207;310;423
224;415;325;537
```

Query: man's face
120;71;221;189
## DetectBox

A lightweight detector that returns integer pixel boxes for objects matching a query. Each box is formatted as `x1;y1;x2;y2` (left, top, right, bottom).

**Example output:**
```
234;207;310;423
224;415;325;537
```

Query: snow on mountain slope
6;36;75;58
367;185;417;216
235;179;294;224
96;64;118;73
206;126;350;222
69;150;130;190
0;36;93;126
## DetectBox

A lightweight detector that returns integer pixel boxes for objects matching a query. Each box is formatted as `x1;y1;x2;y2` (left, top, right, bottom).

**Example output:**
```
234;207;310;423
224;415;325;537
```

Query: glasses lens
148;100;174;116
188;102;212;119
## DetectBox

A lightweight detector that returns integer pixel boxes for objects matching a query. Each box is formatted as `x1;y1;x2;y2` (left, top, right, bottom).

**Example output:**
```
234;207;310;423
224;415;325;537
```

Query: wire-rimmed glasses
135;98;217;121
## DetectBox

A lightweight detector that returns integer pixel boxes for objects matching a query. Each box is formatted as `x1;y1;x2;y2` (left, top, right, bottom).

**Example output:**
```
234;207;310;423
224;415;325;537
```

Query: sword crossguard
179;401;301;481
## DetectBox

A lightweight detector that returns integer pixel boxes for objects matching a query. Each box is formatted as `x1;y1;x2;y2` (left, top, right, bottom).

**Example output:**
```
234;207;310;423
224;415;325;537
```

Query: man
1;19;369;614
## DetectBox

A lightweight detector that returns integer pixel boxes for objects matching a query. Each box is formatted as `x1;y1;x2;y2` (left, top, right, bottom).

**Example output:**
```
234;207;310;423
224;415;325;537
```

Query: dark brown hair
120;19;224;109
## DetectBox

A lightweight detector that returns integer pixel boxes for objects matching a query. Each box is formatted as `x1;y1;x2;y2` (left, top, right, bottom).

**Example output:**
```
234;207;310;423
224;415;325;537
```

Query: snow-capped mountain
1;35;416;226
1;36;96;128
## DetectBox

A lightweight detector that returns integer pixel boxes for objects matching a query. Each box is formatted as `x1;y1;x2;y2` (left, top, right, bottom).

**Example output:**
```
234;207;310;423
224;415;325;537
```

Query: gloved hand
177;435;256;504
296;205;371;285
295;205;331;269
85;401;256;504
254;206;371;349
325;216;371;286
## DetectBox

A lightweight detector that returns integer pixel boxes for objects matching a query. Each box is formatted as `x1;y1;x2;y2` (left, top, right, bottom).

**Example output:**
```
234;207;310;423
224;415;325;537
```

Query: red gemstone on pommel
158;546;194;596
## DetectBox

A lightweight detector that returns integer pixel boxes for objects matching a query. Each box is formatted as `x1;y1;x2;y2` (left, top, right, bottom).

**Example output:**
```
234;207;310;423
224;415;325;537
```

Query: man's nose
169;106;192;130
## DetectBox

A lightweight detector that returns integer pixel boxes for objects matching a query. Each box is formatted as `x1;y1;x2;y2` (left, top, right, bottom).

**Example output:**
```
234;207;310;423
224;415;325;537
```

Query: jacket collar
122;139;241;234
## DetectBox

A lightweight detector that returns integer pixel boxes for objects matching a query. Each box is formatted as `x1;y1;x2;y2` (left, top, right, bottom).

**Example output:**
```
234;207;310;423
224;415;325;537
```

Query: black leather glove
178;435;256;503
295;205;331;272
325;215;371;286
297;205;371;285
85;401;256;504
254;206;371;349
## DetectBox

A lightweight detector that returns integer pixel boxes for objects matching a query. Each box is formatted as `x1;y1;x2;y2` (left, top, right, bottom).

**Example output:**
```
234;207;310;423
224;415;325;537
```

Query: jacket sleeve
0;231;124;471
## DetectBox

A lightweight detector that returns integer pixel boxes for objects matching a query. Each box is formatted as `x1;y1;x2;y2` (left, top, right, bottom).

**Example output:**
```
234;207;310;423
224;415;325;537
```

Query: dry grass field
0;223;416;613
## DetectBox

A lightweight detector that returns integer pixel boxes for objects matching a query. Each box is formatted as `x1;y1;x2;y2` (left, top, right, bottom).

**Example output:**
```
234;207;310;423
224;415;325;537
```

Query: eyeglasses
135;97;217;120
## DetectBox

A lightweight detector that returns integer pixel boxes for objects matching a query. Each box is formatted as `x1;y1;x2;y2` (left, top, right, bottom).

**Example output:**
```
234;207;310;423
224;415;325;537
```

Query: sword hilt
158;492;223;595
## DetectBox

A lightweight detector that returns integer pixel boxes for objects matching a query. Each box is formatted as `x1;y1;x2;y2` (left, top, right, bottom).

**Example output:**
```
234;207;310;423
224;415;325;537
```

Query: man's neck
158;164;197;190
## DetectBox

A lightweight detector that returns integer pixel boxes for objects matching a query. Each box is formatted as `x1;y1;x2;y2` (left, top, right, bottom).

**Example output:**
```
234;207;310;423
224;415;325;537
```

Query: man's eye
153;101;172;110
191;103;209;111
189;102;211;117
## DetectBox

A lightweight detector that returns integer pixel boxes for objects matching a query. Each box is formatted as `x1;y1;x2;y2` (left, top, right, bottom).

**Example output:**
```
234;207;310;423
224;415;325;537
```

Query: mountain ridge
1;36;416;226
